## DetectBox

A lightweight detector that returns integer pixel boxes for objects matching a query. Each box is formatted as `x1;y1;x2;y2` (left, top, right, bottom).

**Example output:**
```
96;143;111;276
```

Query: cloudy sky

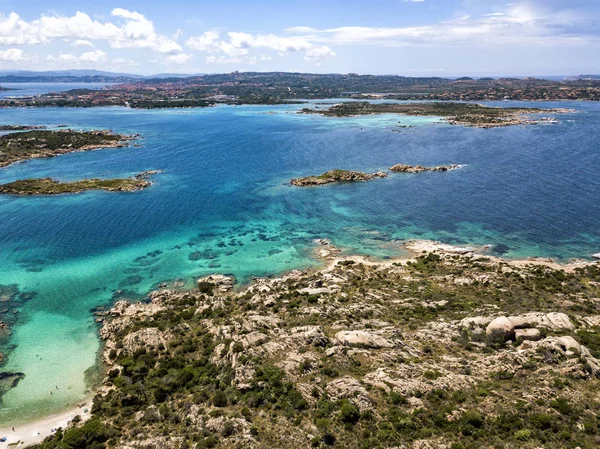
1;0;599;76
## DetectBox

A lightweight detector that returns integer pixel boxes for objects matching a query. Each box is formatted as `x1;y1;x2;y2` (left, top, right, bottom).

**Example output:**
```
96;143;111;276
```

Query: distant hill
0;70;206;83
563;74;600;81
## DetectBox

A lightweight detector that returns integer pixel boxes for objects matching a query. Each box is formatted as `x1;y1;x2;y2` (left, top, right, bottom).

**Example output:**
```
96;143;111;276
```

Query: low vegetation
0;174;154;195
31;244;600;449
0;129;132;168
300;102;565;128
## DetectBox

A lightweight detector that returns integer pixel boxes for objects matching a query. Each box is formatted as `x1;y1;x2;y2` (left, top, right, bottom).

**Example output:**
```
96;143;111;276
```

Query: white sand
0;402;91;447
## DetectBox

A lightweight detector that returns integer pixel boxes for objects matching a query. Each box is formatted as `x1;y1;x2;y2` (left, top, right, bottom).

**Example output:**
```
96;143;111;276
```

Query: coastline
0;400;91;447
1;237;598;445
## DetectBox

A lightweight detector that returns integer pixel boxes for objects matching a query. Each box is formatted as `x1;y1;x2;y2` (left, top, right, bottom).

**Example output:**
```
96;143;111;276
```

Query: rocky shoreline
300;101;571;128
28;238;600;449
290;169;388;186
0;129;139;169
389;163;460;173
291;164;461;186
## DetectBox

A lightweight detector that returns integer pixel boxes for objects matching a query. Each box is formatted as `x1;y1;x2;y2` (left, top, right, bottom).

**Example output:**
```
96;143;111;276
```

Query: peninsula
26;241;600;449
300;102;567;128
290;169;388;186
0;129;137;168
0;171;160;195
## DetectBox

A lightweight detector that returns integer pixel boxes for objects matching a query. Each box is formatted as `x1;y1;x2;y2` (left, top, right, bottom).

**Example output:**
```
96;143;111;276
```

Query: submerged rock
0;284;19;302
0;371;25;397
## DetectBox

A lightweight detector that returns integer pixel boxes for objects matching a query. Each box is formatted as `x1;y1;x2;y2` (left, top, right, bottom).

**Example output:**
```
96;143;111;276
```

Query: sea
0;84;599;424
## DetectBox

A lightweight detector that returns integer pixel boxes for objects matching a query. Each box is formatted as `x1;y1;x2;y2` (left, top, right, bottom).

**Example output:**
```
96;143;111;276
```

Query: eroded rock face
325;376;376;411
508;312;574;330
122;328;170;355
335;330;394;348
289;326;329;347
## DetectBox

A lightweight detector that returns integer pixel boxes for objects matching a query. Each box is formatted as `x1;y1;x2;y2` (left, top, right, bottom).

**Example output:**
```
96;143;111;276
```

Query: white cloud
0;48;25;61
187;31;335;65
186;31;220;51
165;53;192;64
57;53;78;62
71;39;94;47
47;50;107;64
110;57;139;68
0;9;184;56
284;3;597;47
79;50;107;62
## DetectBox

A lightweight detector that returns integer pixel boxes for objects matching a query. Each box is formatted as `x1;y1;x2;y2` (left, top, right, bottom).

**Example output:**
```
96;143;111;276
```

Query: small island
291;169;388;186
300;102;568;128
0;171;160;195
0;129;137;168
389;163;461;173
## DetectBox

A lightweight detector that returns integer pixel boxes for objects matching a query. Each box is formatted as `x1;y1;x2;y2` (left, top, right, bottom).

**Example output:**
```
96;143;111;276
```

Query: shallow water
0;101;599;424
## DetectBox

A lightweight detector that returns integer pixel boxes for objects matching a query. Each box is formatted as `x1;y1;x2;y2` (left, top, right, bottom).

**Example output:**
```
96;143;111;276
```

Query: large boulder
485;316;515;341
335;330;394;349
515;328;542;342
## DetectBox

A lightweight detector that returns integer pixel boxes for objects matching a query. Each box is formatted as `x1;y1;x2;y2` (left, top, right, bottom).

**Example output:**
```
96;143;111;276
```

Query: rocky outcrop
122;327;170;355
325;377;376;411
197;274;235;293
290;169;388;186
508;312;574;330
389;163;460;173
335;330;394;348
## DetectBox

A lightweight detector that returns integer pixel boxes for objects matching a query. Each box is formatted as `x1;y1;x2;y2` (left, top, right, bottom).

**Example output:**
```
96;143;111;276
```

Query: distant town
2;72;600;109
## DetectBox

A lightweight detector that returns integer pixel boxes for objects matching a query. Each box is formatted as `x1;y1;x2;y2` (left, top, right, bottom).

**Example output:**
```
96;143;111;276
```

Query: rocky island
28;240;600;449
0;129;137;168
300;102;568;128
0;171;161;195
389;163;461;173
291;169;388;186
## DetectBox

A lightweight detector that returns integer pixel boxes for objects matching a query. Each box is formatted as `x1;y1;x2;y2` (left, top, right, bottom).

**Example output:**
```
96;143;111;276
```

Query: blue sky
1;0;599;76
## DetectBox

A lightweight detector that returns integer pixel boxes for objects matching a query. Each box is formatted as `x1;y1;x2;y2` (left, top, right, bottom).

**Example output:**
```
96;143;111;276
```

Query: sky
0;0;599;76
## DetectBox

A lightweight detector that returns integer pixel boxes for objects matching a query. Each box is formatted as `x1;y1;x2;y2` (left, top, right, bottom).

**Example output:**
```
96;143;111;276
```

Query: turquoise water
0;101;599;424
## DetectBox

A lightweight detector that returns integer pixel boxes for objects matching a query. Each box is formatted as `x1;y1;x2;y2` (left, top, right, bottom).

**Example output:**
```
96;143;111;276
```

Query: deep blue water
0;101;599;423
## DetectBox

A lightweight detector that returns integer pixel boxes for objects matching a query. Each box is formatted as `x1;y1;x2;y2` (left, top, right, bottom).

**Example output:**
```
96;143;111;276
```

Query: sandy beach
0;402;91;447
